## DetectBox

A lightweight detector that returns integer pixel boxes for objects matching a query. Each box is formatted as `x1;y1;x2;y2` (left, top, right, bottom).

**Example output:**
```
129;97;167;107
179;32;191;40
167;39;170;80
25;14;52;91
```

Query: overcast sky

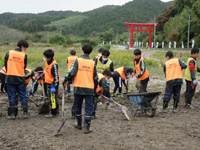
0;0;173;14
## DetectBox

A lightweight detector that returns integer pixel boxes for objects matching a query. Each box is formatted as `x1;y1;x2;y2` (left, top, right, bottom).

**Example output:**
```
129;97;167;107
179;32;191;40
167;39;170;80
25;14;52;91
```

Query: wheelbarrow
126;92;161;117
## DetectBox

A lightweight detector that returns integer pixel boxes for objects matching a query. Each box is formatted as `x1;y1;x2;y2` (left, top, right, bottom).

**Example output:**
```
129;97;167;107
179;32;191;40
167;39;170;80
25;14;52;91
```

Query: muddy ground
1;78;200;150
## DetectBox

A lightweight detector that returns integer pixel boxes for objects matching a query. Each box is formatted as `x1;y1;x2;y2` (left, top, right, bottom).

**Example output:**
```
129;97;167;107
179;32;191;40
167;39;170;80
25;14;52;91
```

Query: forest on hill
0;0;172;36
155;0;200;47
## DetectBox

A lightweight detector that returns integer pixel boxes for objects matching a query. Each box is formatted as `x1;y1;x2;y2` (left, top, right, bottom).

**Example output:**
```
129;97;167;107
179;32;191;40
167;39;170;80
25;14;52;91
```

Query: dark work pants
141;82;148;92
67;80;72;93
185;80;196;104
113;72;122;93
7;83;27;112
48;83;59;115
0;73;7;92
74;94;93;117
164;85;182;102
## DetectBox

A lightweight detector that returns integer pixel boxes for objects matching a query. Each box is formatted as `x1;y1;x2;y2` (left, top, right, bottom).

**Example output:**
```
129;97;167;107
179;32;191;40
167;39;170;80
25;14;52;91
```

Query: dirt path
1;85;200;150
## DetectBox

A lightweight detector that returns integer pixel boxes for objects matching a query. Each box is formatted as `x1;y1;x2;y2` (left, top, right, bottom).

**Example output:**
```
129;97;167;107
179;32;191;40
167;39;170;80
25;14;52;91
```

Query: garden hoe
97;93;133;121
53;85;66;136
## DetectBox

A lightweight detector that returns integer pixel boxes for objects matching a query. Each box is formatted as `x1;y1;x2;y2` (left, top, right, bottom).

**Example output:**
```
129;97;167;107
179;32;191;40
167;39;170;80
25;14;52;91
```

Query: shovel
53;85;66;136
97;93;133;121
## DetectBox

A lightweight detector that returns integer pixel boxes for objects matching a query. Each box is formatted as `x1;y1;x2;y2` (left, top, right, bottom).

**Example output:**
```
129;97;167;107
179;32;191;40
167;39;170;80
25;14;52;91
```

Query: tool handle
42;82;45;100
27;97;39;107
61;85;65;118
97;93;122;107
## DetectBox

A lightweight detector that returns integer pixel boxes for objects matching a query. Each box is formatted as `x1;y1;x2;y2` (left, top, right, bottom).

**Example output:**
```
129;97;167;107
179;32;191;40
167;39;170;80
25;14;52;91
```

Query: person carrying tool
0;66;7;93
162;51;187;113
29;67;48;97
4;39;29;119
133;49;149;92
185;48;200;108
67;50;78;96
112;67;133;97
43;49;60;118
93;48;104;61
92;69;113;119
63;43;98;134
95;49;114;73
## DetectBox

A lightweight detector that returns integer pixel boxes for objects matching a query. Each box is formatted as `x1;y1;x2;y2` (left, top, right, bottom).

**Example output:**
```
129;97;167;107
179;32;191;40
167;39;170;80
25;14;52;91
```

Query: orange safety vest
68;56;78;72
1;67;7;75
96;74;105;93
134;57;149;81
165;58;183;82
115;67;126;80
45;60;60;84
7;50;25;77
25;68;32;85
74;58;95;89
32;76;42;84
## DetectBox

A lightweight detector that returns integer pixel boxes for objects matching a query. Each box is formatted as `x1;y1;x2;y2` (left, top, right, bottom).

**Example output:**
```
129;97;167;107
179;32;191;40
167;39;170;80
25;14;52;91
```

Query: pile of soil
0;88;200;149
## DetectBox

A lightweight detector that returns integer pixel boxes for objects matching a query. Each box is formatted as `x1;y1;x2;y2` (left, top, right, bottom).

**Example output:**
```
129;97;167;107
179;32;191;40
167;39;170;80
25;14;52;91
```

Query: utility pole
187;15;191;49
59;26;62;35
154;17;156;49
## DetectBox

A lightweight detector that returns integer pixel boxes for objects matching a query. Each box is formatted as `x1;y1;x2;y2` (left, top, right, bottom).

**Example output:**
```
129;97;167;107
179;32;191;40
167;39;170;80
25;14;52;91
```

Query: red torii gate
125;22;158;48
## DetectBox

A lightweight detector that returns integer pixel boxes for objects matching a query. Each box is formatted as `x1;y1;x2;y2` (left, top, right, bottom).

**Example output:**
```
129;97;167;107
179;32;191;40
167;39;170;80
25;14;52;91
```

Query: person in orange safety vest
162;51;187;113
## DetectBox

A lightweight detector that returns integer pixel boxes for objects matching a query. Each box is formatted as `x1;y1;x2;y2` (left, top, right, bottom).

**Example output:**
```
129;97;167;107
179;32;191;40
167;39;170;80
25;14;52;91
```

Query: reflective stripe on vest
7;50;25;77
96;73;105;93
74;58;95;89
165;58;183;82
185;57;197;81
1;67;7;75
134;57;149;81
68;56;78;72
96;57;110;73
32;76;42;84
115;67;126;80
25;68;32;85
45;60;60;84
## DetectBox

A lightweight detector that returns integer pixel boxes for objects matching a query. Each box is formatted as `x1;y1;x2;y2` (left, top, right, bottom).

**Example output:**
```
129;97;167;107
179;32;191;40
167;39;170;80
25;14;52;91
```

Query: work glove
126;76;129;79
193;80;198;86
132;72;135;77
26;90;30;97
109;97;114;103
51;85;56;93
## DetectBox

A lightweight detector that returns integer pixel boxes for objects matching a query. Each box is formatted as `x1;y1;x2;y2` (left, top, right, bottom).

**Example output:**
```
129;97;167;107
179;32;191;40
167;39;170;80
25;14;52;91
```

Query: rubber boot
173;100;178;113
84;118;92;134
162;100;168;113
91;112;96;119
185;97;192;109
105;99;110;110
71;111;75;119
22;106;28;119
75;115;82;129
8;107;16;120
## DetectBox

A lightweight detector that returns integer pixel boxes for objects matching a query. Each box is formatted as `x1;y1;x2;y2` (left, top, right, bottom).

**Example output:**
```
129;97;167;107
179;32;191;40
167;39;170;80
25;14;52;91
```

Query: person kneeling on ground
29;67;48;98
162;51;187;113
92;69;113;119
112;67;133;97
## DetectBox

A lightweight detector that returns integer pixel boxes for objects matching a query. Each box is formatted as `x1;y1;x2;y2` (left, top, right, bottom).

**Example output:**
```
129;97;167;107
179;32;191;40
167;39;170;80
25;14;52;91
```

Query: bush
49;34;65;45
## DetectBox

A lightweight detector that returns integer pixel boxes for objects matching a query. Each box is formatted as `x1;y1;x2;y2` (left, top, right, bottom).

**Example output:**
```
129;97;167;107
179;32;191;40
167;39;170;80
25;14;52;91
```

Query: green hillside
84;5;120;14
45;15;88;28
155;0;200;47
64;0;173;36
